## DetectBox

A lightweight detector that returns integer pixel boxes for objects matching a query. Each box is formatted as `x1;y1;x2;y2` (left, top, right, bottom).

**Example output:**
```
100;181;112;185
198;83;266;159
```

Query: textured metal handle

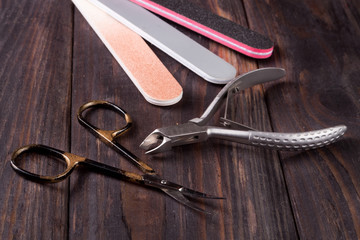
248;125;347;150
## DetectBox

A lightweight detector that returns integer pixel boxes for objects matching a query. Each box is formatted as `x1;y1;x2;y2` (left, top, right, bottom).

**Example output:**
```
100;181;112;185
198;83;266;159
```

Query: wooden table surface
1;0;359;239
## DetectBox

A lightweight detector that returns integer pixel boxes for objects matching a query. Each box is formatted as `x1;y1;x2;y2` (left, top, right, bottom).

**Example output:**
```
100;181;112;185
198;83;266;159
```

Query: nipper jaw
140;122;209;154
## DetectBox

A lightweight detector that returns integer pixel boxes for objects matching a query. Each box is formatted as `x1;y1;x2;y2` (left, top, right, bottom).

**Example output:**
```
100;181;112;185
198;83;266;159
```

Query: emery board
89;0;237;84
130;0;274;59
72;0;183;106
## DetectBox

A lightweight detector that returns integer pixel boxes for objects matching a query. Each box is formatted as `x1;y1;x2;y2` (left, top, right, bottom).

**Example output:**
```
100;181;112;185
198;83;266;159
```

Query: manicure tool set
10;1;347;213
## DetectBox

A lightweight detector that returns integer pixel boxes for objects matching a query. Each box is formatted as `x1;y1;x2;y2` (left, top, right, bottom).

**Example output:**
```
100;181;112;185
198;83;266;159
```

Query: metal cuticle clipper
140;68;347;154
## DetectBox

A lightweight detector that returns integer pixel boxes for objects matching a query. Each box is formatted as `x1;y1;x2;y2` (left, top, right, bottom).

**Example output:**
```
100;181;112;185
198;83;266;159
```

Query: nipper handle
190;68;286;126
248;125;347;150
208;125;347;151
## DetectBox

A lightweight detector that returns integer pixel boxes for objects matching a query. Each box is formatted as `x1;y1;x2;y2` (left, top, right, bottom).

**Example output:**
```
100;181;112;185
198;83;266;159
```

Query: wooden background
1;0;359;239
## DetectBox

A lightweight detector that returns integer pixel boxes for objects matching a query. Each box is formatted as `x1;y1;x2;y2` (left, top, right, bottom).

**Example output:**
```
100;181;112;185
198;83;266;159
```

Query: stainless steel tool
140;68;347;154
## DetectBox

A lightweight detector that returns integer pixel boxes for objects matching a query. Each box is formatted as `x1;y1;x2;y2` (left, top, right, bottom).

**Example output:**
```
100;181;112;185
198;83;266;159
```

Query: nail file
89;0;237;84
72;0;183;106
130;0;274;59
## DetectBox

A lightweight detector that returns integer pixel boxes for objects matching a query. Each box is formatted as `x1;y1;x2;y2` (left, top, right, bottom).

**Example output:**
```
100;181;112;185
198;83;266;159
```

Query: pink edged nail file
130;0;274;59
89;0;237;84
72;0;183;106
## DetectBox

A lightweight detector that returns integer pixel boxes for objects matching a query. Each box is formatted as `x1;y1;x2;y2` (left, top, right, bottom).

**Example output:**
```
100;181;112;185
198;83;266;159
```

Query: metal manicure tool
140;68;347;154
10;100;222;213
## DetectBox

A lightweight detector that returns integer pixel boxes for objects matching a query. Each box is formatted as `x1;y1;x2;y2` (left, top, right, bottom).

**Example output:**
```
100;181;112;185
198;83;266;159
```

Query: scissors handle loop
11;144;147;184
78;100;156;175
10;144;85;182
77;100;132;141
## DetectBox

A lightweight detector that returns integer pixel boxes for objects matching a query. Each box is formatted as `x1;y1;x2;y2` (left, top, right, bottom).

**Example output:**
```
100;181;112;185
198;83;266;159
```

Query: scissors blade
165;181;224;199
142;174;223;213
161;188;211;214
143;174;222;199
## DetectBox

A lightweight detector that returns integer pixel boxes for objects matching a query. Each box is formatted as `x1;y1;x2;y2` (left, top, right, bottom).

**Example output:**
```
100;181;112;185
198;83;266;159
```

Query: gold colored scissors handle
77;100;155;175
10;144;143;183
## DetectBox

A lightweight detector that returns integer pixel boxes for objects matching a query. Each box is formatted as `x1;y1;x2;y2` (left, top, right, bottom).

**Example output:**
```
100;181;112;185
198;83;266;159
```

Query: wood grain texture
0;0;359;239
243;0;360;239
0;0;73;239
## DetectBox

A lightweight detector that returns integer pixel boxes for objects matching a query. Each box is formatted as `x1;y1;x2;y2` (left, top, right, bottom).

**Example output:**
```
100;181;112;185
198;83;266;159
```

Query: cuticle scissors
140;68;347;154
10;100;222;214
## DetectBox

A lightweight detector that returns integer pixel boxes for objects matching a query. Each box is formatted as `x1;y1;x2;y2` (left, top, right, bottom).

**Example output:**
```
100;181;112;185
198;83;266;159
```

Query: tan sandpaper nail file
72;0;183;106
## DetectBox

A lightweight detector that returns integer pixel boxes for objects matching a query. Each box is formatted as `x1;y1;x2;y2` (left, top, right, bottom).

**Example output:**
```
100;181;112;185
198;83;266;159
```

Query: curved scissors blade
142;174;223;213
161;189;212;214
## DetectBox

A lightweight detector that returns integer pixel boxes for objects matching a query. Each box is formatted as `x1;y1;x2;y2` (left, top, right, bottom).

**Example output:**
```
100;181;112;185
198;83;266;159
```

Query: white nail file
73;0;183;106
89;0;237;84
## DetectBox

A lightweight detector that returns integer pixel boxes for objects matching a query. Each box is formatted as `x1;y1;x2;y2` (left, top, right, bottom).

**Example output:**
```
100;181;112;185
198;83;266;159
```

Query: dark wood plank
70;7;175;239
244;0;360;239
70;0;297;239
0;0;73;239
1;0;358;239
202;1;298;239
